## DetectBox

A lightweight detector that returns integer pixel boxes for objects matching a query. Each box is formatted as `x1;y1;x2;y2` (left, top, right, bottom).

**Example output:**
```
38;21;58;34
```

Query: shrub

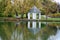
48;13;60;18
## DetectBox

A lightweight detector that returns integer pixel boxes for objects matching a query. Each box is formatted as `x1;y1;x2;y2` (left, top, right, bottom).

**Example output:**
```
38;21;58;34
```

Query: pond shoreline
0;18;60;22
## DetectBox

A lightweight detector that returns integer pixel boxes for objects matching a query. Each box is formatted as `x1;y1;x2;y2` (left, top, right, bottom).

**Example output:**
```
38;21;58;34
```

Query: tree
41;0;57;14
0;0;58;17
0;0;7;17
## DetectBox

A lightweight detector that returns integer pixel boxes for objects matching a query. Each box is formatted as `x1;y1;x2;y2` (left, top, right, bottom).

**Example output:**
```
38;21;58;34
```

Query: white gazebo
28;6;41;29
28;6;41;20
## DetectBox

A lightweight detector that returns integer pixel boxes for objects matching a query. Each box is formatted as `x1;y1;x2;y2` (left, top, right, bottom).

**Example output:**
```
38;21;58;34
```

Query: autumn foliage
0;0;58;17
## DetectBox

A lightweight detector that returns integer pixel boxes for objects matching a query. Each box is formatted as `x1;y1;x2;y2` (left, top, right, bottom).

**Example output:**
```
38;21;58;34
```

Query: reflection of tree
0;22;59;40
0;22;15;40
11;22;24;40
0;22;23;40
22;22;58;40
23;28;36;40
47;29;60;40
48;22;60;28
40;26;57;40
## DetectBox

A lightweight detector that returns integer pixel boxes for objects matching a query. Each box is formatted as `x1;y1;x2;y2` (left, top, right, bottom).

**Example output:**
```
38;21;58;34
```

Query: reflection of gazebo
28;28;40;35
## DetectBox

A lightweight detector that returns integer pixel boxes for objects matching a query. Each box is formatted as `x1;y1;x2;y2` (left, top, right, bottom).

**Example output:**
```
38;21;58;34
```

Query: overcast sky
53;0;60;4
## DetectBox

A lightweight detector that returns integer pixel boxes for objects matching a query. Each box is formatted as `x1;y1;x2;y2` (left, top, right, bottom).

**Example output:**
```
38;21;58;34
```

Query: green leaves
0;0;58;17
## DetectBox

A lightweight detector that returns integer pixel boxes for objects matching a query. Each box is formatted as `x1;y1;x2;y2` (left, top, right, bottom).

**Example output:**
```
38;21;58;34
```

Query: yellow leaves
2;0;57;16
3;0;43;15
4;6;12;16
0;0;2;2
49;13;60;18
19;0;24;5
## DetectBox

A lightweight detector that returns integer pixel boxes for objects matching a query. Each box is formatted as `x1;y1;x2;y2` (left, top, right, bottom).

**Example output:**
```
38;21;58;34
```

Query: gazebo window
36;14;39;19
30;14;32;19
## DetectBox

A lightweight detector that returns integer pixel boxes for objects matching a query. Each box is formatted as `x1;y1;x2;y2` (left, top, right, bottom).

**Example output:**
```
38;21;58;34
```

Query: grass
47;18;60;20
41;15;60;20
0;15;60;21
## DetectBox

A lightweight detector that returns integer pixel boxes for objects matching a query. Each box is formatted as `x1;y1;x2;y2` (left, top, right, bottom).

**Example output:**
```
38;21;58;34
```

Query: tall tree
0;0;7;17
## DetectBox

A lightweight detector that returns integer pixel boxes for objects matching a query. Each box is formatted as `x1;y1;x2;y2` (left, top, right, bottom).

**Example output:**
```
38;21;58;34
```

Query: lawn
14;15;60;21
0;15;60;21
41;15;60;20
47;18;60;20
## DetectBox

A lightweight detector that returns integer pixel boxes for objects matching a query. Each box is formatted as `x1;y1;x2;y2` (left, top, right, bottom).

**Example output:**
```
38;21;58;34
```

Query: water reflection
28;21;41;28
28;21;41;35
0;21;60;40
28;28;40;35
0;37;2;40
48;27;60;40
11;22;23;40
11;29;23;40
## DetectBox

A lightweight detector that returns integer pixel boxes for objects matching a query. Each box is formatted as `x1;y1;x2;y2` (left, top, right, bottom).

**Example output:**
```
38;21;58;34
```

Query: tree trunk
21;13;23;19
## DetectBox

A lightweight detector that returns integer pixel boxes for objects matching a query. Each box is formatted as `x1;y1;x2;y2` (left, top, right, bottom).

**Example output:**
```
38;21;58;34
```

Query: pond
0;21;60;40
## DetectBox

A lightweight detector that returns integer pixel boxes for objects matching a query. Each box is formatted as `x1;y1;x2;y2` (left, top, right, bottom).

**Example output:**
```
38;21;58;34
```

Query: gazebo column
28;13;30;28
39;13;41;19
32;13;36;28
28;13;30;19
39;13;41;28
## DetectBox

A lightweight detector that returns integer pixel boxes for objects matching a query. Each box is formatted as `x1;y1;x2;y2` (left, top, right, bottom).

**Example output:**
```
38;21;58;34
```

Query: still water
0;21;60;40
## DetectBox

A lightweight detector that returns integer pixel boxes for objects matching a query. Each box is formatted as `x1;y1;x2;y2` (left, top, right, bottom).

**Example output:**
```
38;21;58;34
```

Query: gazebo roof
28;28;40;35
28;6;41;13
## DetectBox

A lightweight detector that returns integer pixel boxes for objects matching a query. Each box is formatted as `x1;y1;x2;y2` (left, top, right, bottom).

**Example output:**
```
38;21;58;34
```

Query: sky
53;0;60;4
